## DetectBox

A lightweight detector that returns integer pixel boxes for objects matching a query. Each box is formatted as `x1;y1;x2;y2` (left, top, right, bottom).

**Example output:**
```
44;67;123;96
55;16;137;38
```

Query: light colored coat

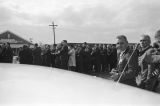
68;48;76;67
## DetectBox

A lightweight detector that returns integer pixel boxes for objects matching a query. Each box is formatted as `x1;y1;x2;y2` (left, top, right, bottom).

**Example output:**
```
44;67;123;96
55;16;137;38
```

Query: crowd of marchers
19;41;118;74
1;30;160;93
0;40;118;74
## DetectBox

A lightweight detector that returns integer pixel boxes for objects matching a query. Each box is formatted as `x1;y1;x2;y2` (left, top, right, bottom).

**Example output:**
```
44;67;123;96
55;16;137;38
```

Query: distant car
0;63;160;105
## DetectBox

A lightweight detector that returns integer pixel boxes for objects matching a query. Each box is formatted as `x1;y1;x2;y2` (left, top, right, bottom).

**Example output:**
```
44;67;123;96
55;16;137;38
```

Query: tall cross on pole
49;21;58;45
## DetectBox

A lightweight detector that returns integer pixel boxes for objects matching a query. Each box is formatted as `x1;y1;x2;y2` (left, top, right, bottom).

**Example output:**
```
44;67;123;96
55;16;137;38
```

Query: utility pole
49;21;58;45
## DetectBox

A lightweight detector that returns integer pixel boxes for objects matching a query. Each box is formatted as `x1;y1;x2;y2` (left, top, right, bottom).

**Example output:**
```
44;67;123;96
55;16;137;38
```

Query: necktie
119;52;124;64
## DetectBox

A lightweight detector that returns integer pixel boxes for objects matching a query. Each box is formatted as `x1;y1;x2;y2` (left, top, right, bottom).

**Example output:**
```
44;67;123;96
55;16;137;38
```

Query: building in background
0;30;33;55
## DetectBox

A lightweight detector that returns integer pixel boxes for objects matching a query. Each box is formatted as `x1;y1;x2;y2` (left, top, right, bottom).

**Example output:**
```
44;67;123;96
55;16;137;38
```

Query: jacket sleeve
145;49;160;64
146;64;155;81
59;46;68;55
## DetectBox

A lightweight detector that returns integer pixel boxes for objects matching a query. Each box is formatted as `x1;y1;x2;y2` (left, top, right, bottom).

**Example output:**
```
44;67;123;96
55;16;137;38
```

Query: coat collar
139;46;152;56
117;46;130;64
120;46;130;57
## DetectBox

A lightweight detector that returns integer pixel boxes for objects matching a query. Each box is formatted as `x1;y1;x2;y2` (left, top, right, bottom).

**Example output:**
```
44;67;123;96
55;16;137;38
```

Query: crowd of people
0;40;118;74
17;41;117;73
110;30;160;93
1;30;160;93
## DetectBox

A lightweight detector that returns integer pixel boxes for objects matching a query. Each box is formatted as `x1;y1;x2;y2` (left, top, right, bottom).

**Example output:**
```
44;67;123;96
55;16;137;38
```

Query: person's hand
111;73;119;81
144;79;149;84
110;68;118;75
136;75;142;86
152;69;160;77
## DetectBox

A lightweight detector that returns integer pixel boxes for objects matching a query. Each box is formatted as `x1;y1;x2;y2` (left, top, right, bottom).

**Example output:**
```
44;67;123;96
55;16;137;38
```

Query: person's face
82;44;86;47
47;45;50;49
116;38;128;52
34;45;37;48
6;43;10;48
102;45;106;49
45;45;47;49
61;41;64;46
140;36;150;49
52;45;56;50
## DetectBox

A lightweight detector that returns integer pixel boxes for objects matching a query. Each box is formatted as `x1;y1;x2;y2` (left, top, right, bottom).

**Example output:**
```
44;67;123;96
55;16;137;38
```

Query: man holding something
110;35;138;87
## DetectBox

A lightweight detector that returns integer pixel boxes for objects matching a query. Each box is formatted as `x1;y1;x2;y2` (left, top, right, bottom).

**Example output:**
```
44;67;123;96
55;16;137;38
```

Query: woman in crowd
68;44;76;71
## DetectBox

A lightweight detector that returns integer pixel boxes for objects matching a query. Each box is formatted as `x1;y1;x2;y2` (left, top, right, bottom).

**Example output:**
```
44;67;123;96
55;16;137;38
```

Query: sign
0;39;18;43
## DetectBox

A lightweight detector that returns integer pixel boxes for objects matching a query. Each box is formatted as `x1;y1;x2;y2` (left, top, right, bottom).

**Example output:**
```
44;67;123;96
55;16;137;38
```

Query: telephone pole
49;21;58;45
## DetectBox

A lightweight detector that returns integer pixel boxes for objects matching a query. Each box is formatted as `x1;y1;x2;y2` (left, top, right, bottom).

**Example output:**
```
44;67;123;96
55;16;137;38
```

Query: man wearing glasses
136;34;160;91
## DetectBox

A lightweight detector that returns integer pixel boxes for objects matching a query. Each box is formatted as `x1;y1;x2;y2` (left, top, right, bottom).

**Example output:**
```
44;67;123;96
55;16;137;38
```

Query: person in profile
110;35;138;87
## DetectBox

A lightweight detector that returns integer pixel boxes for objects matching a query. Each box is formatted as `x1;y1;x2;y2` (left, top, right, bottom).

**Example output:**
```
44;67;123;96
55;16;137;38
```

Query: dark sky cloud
0;0;160;44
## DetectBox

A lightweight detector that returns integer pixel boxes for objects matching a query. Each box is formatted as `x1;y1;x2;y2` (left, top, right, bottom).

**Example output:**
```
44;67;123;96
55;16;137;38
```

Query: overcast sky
0;0;160;44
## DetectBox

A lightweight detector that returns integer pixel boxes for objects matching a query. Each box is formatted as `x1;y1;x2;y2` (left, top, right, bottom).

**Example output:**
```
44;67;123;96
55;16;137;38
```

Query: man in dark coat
19;45;33;64
58;40;68;70
1;42;13;63
51;44;57;67
83;45;92;74
110;35;138;87
42;44;52;67
0;44;6;63
76;45;85;73
110;45;117;71
54;43;62;68
18;46;25;64
99;44;108;72
32;43;42;65
91;45;101;74
26;45;33;64
18;47;23;64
